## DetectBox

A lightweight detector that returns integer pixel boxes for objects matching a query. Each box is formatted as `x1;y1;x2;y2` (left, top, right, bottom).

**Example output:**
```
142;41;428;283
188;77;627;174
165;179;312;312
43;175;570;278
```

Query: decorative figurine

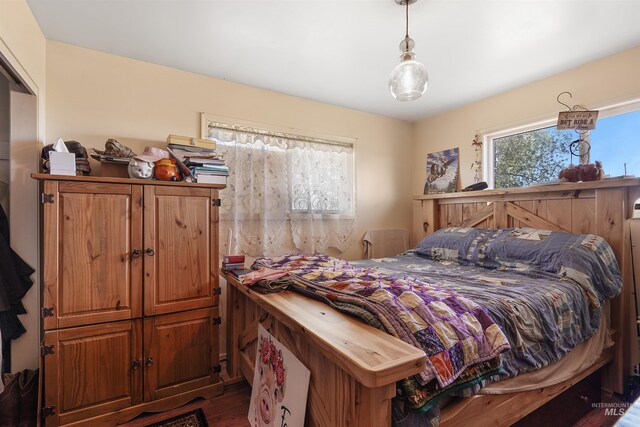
559;161;604;182
559;164;580;182
128;158;155;179
155;159;179;181
471;134;483;183
578;160;604;182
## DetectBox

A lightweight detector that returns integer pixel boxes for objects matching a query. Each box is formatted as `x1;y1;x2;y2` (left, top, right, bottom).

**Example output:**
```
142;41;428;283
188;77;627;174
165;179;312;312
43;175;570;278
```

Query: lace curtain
207;125;356;257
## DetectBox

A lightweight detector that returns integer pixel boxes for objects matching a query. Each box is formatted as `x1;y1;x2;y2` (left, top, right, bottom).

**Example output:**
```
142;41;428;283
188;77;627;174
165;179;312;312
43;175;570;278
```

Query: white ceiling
27;0;640;122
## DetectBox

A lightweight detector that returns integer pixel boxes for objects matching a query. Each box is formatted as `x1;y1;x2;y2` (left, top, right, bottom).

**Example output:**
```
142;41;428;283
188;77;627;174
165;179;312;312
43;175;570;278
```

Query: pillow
482;228;554;267
415;227;622;309
413;227;499;266
484;227;622;307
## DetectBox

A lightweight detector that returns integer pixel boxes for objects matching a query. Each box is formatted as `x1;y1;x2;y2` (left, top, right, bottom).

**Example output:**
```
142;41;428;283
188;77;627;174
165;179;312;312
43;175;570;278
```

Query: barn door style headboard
413;178;640;396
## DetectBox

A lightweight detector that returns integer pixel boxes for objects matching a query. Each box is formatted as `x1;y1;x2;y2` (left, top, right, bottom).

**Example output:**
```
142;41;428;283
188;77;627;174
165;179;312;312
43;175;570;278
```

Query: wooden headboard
413;178;640;395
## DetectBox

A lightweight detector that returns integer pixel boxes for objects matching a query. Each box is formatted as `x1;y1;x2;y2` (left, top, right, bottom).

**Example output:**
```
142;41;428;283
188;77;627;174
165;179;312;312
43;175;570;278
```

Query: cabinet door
43;320;143;426
42;181;143;330
143;308;220;401
143;186;219;316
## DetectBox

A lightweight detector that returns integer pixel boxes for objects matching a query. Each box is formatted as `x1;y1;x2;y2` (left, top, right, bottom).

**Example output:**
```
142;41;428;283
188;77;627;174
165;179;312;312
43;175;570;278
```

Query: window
484;98;640;188
493;126;574;188
288;143;354;214
203;116;356;256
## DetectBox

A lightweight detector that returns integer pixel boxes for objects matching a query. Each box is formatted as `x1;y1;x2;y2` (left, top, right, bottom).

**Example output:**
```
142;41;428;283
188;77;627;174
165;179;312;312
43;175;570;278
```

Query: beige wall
0;0;46;371
413;45;640;195
0;0;46;91
45;41;415;261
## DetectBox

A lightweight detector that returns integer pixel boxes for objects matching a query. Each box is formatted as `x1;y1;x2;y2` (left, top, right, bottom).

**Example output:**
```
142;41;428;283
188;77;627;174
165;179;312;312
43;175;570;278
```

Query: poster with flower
248;324;311;427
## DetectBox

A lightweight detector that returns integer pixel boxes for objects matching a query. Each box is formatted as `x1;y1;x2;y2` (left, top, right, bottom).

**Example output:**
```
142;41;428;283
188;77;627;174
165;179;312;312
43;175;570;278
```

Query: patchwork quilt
253;254;511;410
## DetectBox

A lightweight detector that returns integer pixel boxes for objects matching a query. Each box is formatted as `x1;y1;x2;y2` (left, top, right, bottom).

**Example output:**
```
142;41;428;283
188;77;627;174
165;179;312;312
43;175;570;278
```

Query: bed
224;178;640;426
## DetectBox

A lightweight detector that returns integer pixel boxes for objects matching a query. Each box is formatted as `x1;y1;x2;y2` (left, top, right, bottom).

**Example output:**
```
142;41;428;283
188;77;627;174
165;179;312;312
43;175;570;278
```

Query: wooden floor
574;408;620;427
120;381;252;427
120;380;621;427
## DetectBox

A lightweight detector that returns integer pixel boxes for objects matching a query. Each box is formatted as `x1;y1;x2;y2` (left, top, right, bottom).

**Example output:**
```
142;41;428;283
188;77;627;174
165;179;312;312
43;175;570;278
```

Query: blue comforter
352;227;622;379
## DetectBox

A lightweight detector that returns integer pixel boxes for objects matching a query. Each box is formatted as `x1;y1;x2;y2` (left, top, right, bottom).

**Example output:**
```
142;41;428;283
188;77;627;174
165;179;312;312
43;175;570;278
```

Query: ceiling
27;0;640;122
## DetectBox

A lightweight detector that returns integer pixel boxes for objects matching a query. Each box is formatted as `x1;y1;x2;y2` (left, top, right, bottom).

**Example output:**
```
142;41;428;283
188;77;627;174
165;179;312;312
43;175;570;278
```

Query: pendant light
389;0;429;101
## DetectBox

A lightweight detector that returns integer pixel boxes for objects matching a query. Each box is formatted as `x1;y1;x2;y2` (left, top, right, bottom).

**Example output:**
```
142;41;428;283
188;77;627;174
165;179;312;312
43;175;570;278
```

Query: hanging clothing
0;205;34;342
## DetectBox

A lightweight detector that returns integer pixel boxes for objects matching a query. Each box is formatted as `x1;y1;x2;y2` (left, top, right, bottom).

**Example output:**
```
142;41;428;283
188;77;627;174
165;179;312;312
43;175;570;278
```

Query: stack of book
227;268;255;282
165;140;228;185
188;159;229;185
222;255;245;272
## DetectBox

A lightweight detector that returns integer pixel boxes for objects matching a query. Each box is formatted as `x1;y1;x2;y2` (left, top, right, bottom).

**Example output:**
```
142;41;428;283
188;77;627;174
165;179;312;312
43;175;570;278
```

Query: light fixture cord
405;0;409;38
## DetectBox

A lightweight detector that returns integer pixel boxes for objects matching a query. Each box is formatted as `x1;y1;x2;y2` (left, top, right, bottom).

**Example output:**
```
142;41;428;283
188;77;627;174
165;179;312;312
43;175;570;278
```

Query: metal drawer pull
131;360;141;370
145;357;154;367
145;248;155;256
131;249;142;258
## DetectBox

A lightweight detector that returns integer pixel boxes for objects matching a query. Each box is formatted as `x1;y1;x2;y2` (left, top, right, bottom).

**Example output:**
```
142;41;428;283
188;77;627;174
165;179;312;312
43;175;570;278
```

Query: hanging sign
557;110;599;130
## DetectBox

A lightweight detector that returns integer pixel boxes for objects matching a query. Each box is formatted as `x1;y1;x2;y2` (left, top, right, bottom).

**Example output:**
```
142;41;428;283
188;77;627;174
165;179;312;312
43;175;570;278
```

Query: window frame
483;97;640;189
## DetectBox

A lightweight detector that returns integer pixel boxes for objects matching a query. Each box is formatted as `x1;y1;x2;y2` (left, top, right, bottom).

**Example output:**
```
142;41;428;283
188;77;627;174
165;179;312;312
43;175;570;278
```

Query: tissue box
49;152;76;176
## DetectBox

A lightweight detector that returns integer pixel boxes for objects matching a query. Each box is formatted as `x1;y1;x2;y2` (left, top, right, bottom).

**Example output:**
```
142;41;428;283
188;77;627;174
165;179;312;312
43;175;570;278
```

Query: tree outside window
494;127;573;188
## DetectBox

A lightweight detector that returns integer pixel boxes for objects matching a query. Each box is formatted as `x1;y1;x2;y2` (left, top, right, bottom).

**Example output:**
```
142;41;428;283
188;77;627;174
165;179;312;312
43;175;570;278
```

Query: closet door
143;185;218;316
42;181;143;330
42;319;143;426
143;307;220;401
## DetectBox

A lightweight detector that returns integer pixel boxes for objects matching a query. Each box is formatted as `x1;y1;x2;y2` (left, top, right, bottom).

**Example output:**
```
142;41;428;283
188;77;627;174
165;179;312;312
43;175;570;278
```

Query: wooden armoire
33;174;225;426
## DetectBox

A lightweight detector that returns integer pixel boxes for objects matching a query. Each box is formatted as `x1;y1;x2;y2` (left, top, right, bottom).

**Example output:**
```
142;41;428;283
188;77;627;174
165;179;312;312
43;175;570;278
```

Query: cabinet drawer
42;320;143;426
143;307;220;401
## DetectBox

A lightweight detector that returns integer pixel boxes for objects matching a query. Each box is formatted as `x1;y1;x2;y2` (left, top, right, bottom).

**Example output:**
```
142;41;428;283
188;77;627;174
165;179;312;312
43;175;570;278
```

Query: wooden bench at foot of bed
224;273;427;426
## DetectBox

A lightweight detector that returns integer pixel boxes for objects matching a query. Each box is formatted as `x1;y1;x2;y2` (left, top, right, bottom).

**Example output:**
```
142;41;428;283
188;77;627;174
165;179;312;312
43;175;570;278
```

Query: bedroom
0;0;639;425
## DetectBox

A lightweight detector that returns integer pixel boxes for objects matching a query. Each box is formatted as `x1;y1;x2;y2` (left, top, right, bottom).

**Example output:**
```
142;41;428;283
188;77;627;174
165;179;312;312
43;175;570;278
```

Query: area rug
144;408;209;427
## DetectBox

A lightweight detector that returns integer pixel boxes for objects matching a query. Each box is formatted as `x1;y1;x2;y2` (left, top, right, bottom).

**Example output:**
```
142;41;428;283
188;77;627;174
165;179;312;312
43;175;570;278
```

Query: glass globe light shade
389;36;428;101
389;58;429;101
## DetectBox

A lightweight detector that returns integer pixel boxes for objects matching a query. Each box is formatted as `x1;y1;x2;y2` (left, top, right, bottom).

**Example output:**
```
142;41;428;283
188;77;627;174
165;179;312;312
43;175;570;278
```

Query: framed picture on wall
424;147;459;194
